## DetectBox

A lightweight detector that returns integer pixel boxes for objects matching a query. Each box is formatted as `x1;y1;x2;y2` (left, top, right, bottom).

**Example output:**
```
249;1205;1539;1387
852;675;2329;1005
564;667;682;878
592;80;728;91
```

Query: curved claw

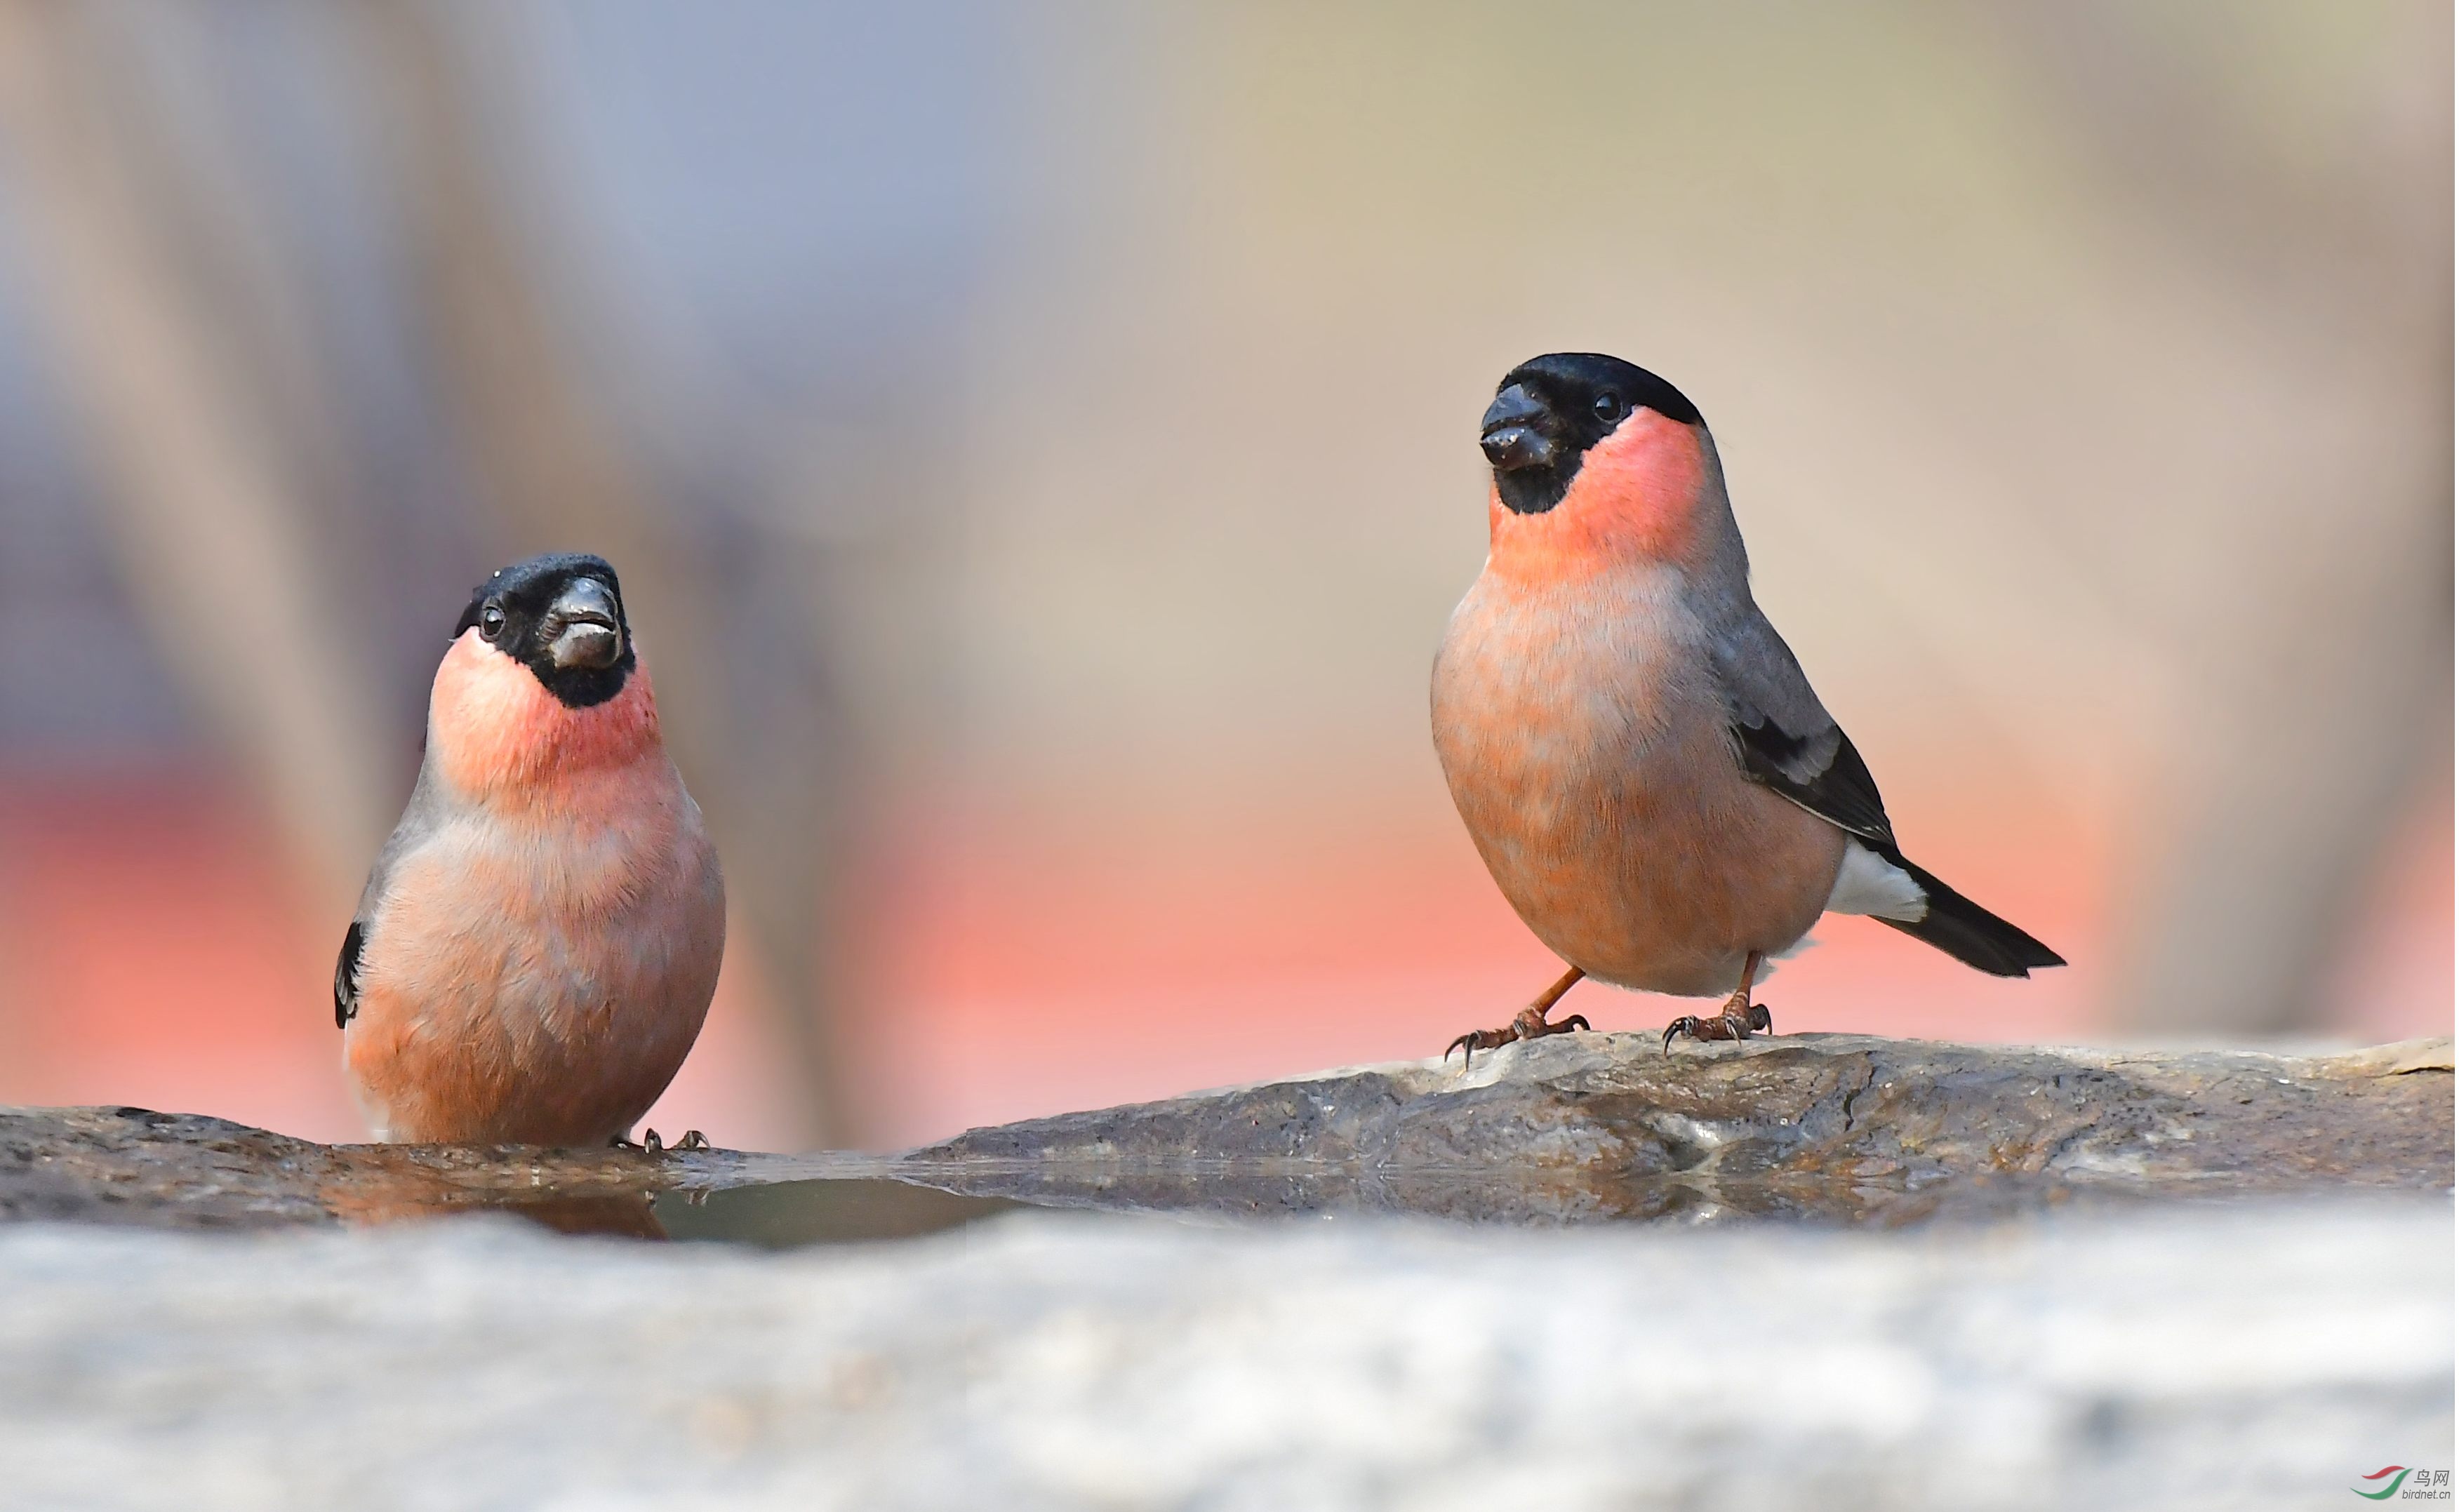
1662;1016;1702;1053
1745;1003;1772;1034
641;1129;667;1154
674;1130;711;1152
1446;1027;1518;1067
1560;1013;1592;1033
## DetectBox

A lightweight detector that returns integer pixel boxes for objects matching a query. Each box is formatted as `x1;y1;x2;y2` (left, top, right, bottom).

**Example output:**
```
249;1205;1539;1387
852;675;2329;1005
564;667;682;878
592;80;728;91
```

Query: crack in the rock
1835;1059;1880;1138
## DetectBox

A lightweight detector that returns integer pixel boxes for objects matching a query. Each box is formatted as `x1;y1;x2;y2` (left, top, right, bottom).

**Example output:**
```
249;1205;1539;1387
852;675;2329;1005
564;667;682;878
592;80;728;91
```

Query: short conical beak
1479;384;1556;471
545;577;624;671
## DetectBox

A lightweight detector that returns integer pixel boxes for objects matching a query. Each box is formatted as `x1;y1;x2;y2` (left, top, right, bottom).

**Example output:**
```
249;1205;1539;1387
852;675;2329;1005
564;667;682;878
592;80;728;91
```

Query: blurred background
0;1;2445;1152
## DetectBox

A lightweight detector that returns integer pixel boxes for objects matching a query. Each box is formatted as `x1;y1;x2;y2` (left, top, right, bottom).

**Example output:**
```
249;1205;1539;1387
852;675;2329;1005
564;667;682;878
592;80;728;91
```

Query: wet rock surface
4;1035;2449;1233
906;1033;2455;1224
1;1035;2451;1508
0;1105;855;1233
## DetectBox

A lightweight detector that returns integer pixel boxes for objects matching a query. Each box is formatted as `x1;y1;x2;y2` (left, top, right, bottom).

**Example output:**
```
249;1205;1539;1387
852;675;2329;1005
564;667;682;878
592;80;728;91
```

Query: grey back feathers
1683;445;1890;846
333;757;455;1029
1686;437;2065;978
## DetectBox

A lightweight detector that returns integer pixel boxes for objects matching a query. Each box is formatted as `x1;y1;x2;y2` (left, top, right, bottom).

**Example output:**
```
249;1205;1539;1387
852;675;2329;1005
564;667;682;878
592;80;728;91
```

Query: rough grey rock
0;1105;876;1233
0;1198;2446;1511
1;1037;2450;1508
907;1033;2455;1224
6;1035;2448;1233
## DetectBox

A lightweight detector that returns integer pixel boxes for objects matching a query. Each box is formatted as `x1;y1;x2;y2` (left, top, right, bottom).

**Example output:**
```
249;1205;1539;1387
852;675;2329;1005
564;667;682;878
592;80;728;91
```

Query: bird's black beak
1480;384;1556;472
545;577;625;671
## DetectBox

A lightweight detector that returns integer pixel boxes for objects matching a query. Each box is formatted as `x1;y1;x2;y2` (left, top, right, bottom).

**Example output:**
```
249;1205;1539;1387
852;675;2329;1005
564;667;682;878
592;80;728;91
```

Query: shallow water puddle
434;1159;2307;1245
652;1178;1030;1247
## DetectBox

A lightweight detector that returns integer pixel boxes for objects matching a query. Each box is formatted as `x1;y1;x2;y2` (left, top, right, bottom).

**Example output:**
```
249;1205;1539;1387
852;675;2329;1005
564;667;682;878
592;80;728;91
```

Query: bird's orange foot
639;1128;710;1154
1662;1000;1773;1054
1445;1004;1592;1067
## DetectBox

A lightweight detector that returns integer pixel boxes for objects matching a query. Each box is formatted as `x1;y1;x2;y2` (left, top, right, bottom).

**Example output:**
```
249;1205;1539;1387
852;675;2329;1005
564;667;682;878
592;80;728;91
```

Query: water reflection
630;1162;2221;1247
654;1179;1025;1247
304;1149;2352;1247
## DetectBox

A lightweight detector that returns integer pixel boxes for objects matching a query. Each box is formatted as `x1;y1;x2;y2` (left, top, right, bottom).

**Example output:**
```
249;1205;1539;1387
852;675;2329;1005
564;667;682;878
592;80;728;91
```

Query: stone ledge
0;1105;867;1231
4;1035;2448;1230
905;1033;2454;1224
1;1036;2449;1506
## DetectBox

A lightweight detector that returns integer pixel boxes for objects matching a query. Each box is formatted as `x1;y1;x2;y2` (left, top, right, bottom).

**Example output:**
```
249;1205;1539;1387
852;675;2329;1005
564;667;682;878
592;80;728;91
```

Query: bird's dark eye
1594;393;1626;424
479;604;506;640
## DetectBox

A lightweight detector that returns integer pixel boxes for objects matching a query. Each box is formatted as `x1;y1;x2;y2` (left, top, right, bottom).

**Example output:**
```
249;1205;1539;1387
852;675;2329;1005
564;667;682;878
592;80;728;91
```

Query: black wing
1728;714;1896;848
1712;610;2064;976
334;921;365;1029
1708;604;1893;846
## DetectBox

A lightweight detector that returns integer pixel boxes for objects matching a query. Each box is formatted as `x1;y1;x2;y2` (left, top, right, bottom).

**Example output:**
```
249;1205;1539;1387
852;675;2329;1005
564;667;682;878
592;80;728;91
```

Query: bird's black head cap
1481;354;1702;516
454;551;635;708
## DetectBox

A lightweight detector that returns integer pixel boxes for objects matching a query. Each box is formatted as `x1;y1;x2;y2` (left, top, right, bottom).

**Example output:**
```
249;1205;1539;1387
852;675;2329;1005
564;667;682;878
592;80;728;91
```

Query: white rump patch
1825;840;1928;922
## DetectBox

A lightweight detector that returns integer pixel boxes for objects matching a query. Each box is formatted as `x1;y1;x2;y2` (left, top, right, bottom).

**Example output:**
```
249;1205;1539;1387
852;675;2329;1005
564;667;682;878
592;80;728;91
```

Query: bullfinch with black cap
335;552;725;1145
1432;355;2061;1061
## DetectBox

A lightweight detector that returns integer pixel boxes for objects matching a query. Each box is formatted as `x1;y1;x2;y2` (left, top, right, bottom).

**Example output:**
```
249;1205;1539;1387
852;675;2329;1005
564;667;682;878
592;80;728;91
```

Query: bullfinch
335;553;726;1144
1432;354;2062;1060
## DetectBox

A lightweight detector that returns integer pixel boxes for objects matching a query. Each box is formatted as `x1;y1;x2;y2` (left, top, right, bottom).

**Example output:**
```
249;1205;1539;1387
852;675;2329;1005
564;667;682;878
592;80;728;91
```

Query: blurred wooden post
1997;1;2454;1036
0;1;394;902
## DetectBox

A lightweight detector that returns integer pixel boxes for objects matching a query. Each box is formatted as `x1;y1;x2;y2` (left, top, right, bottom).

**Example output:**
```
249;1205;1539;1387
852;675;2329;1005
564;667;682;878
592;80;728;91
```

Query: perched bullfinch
335;553;726;1144
1432;354;2062;1060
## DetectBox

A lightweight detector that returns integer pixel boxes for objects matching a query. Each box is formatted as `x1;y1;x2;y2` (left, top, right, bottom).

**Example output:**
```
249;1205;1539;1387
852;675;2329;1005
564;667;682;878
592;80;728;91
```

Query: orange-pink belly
343;791;724;1145
1432;573;1845;997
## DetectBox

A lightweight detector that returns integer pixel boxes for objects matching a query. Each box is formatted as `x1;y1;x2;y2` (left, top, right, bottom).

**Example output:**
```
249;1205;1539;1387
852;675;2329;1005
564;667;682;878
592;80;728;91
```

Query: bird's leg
1662;952;1773;1053
1446;965;1591;1066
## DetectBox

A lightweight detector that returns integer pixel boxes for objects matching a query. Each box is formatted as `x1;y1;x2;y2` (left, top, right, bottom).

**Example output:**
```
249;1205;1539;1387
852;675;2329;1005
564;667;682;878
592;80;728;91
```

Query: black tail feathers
1877;852;2065;978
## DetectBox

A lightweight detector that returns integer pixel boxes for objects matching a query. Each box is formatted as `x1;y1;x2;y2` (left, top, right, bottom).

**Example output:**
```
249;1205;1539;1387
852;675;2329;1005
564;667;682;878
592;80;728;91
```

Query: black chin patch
1486;354;1700;515
519;654;633;711
1496;463;1578;516
454;551;637;709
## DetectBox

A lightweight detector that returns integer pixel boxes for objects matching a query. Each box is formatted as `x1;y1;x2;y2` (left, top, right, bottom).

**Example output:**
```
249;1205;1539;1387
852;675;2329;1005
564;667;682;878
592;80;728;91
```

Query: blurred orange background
0;3;2447;1151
